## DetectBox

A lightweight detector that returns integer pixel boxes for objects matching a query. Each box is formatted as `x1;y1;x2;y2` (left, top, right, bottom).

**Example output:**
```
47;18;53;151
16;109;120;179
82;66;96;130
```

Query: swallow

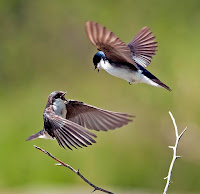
26;91;134;150
85;21;171;91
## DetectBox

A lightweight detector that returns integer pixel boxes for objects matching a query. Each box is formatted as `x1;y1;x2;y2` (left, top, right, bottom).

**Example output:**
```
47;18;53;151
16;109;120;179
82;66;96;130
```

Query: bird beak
61;92;67;100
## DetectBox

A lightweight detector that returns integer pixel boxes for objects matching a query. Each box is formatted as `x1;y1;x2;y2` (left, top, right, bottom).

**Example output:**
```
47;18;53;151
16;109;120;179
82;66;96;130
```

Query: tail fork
26;130;44;141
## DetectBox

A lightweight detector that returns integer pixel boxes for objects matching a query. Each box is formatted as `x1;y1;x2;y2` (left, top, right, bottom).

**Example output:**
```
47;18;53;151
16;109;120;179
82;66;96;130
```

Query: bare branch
163;112;187;194
34;145;114;194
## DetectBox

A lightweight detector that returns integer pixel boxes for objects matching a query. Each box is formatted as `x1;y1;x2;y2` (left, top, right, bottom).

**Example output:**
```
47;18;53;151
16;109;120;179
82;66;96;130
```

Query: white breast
53;99;67;118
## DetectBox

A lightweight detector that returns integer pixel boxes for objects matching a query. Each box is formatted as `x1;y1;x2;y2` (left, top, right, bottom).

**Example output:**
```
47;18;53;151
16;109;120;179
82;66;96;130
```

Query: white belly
107;65;140;83
98;59;160;87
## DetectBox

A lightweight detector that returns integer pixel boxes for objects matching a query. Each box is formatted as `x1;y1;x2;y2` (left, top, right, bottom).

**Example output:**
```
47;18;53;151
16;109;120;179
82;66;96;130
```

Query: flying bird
85;21;171;91
26;91;133;150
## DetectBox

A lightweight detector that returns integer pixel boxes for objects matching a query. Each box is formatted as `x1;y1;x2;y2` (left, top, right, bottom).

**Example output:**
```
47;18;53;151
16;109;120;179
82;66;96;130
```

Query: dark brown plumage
26;91;134;150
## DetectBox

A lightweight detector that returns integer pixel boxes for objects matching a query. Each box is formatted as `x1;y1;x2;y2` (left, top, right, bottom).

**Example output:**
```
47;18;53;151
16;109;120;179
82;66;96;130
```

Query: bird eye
55;94;61;99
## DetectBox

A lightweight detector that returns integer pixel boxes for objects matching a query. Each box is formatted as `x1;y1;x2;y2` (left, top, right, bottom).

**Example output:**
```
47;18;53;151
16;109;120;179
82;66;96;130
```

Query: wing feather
43;106;96;150
66;100;134;131
85;21;138;69
128;26;158;68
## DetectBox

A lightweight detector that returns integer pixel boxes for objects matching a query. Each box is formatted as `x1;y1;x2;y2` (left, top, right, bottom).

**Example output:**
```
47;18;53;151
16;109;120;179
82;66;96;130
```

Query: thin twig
34;145;114;194
163;112;187;194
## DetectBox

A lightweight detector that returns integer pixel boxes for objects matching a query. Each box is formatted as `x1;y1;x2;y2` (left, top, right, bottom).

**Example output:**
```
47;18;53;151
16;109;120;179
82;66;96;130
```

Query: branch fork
163;111;187;194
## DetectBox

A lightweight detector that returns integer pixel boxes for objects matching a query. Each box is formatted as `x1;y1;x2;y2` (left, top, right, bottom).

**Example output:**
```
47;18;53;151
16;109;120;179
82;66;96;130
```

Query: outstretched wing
43;106;97;150
85;21;138;69
66;100;134;131
128;26;158;68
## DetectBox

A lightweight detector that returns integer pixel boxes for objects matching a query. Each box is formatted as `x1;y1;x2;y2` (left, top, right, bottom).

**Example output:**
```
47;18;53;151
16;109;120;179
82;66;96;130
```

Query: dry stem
163;111;187;194
34;145;114;194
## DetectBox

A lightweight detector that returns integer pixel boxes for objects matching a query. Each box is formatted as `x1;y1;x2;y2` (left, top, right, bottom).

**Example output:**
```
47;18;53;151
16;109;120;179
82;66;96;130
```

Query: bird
85;21;171;91
26;91;134;150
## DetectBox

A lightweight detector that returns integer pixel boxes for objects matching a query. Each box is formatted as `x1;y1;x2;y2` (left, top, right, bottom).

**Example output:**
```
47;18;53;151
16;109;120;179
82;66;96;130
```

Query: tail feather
152;78;171;91
26;130;44;141
137;64;171;91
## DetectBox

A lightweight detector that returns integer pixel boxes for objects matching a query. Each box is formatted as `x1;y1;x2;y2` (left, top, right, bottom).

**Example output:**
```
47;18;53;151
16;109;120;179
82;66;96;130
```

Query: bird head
48;91;67;105
93;51;106;72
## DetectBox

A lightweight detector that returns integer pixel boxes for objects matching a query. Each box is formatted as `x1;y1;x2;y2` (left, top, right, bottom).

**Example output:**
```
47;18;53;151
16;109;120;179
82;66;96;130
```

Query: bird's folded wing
85;21;138;69
66;100;134;131
127;26;158;68
44;106;96;150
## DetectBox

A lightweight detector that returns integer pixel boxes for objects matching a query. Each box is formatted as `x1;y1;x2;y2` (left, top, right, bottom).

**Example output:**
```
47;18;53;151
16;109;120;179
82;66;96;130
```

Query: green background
0;0;200;193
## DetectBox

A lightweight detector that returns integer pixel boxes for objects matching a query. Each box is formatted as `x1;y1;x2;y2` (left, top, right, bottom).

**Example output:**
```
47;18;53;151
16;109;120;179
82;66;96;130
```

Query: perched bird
26;91;133;150
85;21;171;91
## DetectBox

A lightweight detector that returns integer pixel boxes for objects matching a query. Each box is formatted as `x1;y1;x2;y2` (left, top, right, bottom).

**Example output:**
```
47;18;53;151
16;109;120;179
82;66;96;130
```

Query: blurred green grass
0;0;200;193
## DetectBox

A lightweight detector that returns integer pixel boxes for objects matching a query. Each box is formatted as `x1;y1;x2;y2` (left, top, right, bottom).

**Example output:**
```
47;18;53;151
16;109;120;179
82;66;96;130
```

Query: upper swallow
26;91;134;150
85;21;171;91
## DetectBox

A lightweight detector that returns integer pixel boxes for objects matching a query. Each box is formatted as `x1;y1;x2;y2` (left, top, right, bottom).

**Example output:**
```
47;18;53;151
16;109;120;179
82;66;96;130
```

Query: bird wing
85;21;138;69
66;100;134;131
127;26;158;68
43;106;97;150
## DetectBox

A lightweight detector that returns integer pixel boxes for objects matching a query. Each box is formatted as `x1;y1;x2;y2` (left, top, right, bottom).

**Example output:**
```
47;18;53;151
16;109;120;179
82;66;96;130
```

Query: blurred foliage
0;0;200;193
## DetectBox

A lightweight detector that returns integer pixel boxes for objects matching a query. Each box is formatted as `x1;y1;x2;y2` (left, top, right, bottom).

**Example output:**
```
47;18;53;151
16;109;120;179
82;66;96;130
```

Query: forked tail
138;64;171;91
152;78;171;91
26;130;44;141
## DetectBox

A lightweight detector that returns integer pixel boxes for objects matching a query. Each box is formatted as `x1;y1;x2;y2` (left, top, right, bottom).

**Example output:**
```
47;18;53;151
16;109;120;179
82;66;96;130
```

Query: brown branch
34;145;114;194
